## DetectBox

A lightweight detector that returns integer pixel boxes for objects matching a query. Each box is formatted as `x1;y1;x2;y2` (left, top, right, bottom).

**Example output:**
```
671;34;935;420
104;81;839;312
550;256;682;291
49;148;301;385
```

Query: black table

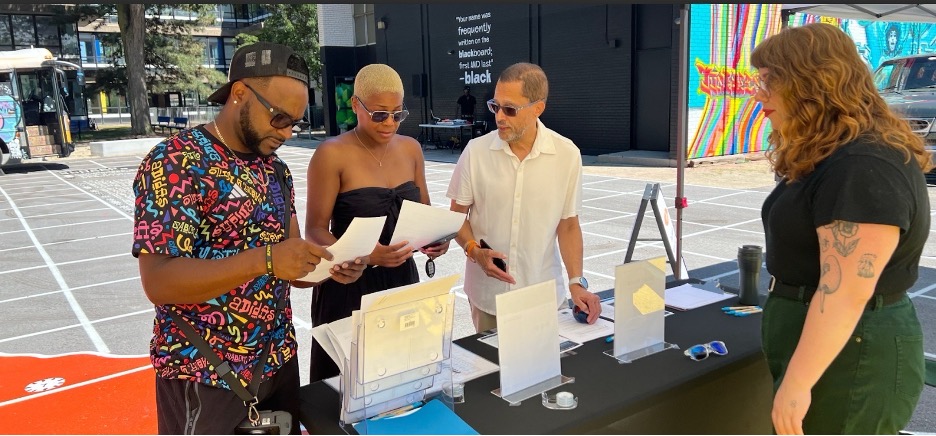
299;292;773;434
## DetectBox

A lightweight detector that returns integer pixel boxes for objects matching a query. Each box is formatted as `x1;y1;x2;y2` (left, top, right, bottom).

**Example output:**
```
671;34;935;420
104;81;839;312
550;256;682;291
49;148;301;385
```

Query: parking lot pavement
1;139;934;431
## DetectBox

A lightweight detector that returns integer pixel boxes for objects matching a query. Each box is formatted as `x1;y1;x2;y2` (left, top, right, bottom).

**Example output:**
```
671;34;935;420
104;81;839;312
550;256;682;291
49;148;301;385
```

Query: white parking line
0;308;152;345
0;253;128;276
0;184;109;353
0;199;97;211
11;207;113;220
44;166;134;221
0;217;127;235
0;276;141;305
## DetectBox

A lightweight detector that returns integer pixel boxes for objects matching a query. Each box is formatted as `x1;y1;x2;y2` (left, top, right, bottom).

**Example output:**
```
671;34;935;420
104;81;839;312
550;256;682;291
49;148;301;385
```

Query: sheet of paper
600;299;673;321
665;283;733;311
451;344;499;384
388;200;467;251
360;274;460;312
324;375;341;392
556;307;614;344
312;323;342;368
614;258;668;357
495;280;561;397
299;216;387;283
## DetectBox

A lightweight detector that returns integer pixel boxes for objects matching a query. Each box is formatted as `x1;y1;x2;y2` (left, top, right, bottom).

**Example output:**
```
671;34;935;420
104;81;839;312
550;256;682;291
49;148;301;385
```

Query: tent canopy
782;4;936;23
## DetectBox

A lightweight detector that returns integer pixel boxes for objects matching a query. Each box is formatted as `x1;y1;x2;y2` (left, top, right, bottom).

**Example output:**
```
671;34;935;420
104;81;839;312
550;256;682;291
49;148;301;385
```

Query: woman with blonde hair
752;23;931;434
304;64;448;382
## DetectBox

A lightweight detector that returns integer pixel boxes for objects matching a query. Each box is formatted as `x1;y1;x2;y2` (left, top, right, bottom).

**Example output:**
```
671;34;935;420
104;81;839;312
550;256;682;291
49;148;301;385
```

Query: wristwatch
569;276;589;290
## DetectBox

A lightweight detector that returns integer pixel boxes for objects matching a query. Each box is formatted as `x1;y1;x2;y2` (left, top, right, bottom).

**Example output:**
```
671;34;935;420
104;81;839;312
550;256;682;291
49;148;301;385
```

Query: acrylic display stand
604;257;679;363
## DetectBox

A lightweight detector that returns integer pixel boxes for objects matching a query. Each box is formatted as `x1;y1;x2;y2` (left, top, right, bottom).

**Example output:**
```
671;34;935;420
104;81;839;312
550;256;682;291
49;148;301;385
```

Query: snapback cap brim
207;81;234;105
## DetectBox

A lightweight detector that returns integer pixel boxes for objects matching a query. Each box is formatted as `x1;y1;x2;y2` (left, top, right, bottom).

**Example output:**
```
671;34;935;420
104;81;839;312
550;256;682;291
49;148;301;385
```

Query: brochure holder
604;257;679;363
491;280;574;406
338;282;457;433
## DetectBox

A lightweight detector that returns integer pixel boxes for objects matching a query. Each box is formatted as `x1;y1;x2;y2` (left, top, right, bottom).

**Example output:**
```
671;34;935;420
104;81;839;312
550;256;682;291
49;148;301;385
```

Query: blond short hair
354;64;404;99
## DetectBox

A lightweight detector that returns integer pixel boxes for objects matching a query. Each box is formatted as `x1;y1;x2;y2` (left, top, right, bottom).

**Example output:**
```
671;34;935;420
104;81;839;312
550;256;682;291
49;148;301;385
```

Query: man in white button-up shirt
446;62;602;333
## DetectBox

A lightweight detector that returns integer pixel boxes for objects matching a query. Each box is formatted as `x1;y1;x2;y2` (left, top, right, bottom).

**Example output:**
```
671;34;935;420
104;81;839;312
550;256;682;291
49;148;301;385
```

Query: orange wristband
464;240;479;261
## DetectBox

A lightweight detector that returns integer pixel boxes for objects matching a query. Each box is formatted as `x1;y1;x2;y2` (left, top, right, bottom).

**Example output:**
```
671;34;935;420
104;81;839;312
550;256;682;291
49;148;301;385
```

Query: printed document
299;216;386;283
664;283;733;311
389;200;466;251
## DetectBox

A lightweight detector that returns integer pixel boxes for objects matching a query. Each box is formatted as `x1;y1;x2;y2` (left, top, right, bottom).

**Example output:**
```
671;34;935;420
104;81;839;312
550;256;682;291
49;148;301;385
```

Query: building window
0;15;12;47
35;16;60;48
353;4;375;46
11;15;36;49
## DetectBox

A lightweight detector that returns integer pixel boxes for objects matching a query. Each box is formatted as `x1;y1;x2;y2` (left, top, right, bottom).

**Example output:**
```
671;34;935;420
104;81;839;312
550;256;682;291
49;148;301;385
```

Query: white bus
0;48;85;169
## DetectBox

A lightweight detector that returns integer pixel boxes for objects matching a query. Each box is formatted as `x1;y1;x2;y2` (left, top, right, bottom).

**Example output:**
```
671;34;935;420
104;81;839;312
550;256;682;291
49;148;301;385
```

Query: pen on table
722;305;761;311
605;335;614;343
729;308;763;316
373;401;424;420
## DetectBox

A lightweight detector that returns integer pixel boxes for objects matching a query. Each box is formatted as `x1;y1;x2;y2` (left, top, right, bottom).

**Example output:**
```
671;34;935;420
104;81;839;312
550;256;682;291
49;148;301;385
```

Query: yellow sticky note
632;284;665;315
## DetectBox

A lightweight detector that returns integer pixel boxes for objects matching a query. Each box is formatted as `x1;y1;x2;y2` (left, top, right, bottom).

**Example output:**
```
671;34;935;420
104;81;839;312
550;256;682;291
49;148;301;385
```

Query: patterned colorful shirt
132;125;297;389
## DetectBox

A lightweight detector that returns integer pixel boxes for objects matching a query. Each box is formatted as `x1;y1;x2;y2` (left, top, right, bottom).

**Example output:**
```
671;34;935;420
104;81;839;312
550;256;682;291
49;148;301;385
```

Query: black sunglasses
242;82;309;130
486;98;542;117
355;96;409;123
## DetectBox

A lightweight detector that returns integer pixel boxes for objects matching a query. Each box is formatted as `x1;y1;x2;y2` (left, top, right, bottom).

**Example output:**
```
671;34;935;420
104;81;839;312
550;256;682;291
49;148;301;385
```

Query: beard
497;122;527;143
238;101;266;155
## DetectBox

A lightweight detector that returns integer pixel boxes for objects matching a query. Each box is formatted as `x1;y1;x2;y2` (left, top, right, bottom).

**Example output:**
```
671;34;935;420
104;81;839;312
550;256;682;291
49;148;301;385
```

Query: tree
234;4;323;87
74;4;227;136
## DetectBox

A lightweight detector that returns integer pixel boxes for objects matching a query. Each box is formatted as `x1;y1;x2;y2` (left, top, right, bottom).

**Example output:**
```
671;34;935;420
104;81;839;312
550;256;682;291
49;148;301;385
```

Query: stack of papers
664;283;733;311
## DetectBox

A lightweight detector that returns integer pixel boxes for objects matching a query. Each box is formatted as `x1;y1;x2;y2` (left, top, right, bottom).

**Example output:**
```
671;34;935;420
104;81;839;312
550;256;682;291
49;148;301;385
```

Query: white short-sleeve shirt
446;118;584;315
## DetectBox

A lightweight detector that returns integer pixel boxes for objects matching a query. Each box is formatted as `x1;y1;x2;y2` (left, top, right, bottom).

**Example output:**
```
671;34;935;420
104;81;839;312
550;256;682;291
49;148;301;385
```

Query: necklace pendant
379;162;382;167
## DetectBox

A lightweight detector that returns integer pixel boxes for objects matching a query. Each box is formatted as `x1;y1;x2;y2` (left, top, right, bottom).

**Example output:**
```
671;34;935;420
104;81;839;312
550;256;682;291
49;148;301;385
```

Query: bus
0;47;86;169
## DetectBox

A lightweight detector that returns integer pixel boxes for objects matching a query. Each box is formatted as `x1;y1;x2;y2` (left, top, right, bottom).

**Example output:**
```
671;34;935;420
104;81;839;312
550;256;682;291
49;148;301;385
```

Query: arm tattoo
821;237;830;253
824;221;860;257
818;255;841;313
857;254;877;278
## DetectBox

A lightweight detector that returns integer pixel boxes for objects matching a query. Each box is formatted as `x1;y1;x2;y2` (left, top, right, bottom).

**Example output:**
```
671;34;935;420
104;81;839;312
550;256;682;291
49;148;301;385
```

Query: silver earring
233;100;237;104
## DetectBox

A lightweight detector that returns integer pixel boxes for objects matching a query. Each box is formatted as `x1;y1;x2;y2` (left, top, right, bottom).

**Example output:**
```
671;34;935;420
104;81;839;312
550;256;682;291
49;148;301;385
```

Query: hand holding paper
389;200;467;252
298;216;387;283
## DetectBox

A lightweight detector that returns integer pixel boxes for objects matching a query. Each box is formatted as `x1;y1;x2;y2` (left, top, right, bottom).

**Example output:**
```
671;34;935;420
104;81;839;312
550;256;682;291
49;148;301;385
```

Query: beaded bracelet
265;244;274;276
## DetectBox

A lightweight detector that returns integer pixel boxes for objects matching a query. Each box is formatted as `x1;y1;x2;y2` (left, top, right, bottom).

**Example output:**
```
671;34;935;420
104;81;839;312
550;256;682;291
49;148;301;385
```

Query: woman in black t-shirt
751;23;932;435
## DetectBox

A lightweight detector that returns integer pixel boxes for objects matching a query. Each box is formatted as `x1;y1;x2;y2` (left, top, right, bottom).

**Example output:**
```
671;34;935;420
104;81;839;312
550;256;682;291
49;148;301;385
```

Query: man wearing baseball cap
132;42;368;434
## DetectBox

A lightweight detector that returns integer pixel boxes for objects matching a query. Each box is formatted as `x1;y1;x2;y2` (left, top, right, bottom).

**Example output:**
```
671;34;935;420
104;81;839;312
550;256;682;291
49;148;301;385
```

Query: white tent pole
675;3;690;280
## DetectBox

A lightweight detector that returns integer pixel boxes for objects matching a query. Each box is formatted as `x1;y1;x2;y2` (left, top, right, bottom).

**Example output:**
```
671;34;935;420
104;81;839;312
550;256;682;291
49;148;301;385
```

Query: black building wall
321;45;376;136
362;3;678;156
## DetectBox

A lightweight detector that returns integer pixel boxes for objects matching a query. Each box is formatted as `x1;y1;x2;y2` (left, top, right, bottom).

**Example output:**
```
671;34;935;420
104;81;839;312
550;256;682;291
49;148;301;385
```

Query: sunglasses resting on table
354;96;409;123
684;340;728;361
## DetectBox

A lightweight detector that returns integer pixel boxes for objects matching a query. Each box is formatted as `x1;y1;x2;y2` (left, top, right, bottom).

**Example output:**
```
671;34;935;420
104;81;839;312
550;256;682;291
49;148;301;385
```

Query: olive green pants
762;294;925;434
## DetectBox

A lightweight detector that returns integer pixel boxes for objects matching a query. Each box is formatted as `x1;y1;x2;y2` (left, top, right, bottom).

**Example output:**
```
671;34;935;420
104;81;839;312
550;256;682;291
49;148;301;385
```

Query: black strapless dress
308;181;421;382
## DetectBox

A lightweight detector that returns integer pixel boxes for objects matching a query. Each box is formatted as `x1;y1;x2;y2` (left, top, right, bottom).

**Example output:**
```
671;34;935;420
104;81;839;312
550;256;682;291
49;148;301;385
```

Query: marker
605;335;614;343
730;308;763;317
722;305;761;311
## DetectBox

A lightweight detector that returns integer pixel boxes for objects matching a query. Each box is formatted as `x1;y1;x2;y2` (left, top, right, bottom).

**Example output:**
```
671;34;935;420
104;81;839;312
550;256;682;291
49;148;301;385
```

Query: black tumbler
737;245;763;305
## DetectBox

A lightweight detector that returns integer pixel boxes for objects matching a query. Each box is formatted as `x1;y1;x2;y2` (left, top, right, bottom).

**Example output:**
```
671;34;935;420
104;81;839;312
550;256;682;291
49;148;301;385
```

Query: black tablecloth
299;291;773;434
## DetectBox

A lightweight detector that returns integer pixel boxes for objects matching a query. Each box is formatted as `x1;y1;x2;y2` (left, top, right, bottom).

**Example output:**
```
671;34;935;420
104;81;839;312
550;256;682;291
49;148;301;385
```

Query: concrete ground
0;135;934;432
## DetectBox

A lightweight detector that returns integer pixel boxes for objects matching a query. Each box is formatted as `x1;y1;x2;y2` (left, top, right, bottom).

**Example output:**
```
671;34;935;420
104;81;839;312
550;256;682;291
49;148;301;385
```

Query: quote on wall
456;12;494;85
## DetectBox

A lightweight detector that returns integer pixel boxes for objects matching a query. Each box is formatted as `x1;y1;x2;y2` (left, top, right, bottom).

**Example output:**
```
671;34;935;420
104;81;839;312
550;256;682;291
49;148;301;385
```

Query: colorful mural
0;95;21;145
687;4;783;159
790;13;936;72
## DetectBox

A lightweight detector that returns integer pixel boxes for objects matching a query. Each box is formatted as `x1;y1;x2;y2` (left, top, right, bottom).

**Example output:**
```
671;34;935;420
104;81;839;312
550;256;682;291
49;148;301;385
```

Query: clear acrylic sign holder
491;279;573;406
604;257;678;363
339;287;457;434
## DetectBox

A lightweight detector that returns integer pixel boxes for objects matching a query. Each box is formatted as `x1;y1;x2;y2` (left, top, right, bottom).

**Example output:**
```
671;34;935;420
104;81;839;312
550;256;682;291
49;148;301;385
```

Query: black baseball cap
207;42;310;105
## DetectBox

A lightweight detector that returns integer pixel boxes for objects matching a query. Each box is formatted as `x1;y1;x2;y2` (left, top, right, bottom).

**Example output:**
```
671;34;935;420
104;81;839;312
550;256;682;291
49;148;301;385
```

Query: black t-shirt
761;139;930;296
457;94;477;115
